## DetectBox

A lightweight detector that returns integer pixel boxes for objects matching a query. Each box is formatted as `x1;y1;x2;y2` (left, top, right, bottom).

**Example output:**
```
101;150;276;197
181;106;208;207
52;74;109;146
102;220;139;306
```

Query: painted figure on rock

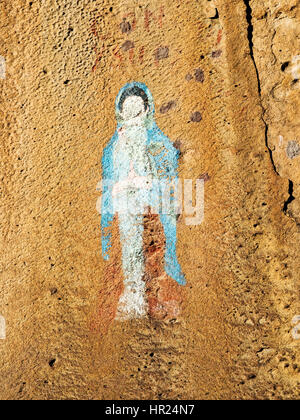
101;82;185;321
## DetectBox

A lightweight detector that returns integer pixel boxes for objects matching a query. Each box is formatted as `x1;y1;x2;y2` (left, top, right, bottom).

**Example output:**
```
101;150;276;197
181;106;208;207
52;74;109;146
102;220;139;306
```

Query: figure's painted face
120;95;147;121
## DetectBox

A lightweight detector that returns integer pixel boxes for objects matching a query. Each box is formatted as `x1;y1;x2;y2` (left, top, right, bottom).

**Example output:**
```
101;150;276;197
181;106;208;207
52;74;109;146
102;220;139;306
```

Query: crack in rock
283;180;295;215
243;0;279;174
243;0;298;220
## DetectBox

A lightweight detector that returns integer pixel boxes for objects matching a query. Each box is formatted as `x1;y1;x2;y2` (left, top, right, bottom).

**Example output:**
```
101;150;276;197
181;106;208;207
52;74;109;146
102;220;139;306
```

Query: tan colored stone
0;0;299;400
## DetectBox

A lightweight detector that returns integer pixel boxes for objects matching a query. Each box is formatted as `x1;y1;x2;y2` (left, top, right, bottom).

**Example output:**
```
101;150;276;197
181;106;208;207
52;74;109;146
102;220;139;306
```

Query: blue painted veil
101;82;186;286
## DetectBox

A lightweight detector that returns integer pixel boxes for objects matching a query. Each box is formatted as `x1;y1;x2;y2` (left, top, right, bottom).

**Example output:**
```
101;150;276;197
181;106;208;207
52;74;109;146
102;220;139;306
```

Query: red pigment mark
217;29;222;44
139;46;145;64
90;210;184;334
147;277;183;321
145;8;152;31
112;45;123;68
170;59;180;68
91;20;106;72
91;18;99;39
198;22;205;32
88;216;123;337
92;45;105;72
89;279;123;336
144;211;184;322
158;6;164;28
145;6;164;31
129;48;134;63
199;172;210;182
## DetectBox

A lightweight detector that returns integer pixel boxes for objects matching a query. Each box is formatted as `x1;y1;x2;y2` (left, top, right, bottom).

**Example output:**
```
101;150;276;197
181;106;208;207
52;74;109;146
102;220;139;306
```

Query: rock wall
0;0;299;400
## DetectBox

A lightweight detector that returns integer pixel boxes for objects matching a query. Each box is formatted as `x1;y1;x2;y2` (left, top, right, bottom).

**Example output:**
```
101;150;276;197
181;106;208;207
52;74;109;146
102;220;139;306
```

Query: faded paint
290;55;300;80
190;111;202;122
292;315;300;340
194;68;205;83
0;316;5;340
2;0;299;401
0;56;5;79
101;82;186;320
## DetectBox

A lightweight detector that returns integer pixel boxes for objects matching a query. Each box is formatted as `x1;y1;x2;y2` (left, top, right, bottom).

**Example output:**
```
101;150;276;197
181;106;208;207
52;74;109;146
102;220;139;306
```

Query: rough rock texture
0;0;299;400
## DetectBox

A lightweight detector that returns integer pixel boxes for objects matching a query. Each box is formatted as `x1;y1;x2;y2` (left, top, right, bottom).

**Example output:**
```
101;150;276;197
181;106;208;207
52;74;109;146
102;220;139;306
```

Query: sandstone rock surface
0;0;299;400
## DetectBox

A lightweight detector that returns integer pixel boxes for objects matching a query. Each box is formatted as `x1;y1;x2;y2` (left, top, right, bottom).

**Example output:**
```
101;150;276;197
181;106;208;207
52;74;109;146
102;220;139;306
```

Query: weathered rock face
0;0;299;400
250;0;300;227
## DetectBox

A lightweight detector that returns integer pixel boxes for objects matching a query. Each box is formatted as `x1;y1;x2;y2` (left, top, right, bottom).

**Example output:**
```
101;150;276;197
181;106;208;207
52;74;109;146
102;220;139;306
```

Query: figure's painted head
115;82;155;126
119;86;149;121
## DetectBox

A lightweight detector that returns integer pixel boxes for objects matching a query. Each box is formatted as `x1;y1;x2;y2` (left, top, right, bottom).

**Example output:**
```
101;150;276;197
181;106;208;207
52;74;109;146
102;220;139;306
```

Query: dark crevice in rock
243;1;297;221
283;180;295;214
263;125;280;176
243;0;280;177
244;0;261;93
210;8;219;20
281;61;290;72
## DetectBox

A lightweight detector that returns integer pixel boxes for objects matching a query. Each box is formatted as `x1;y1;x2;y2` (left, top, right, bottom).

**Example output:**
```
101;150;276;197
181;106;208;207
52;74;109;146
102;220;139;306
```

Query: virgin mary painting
101;82;186;321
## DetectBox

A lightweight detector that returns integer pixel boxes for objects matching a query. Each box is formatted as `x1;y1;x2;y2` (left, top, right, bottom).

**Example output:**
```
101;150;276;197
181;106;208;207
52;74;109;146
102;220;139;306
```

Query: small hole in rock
210;8;219;19
49;359;56;368
281;62;289;71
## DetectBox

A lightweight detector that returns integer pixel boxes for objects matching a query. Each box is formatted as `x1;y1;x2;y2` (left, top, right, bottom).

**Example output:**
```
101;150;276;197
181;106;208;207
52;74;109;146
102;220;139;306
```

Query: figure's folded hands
127;161;152;190
112;179;129;197
113;162;152;197
130;175;152;190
